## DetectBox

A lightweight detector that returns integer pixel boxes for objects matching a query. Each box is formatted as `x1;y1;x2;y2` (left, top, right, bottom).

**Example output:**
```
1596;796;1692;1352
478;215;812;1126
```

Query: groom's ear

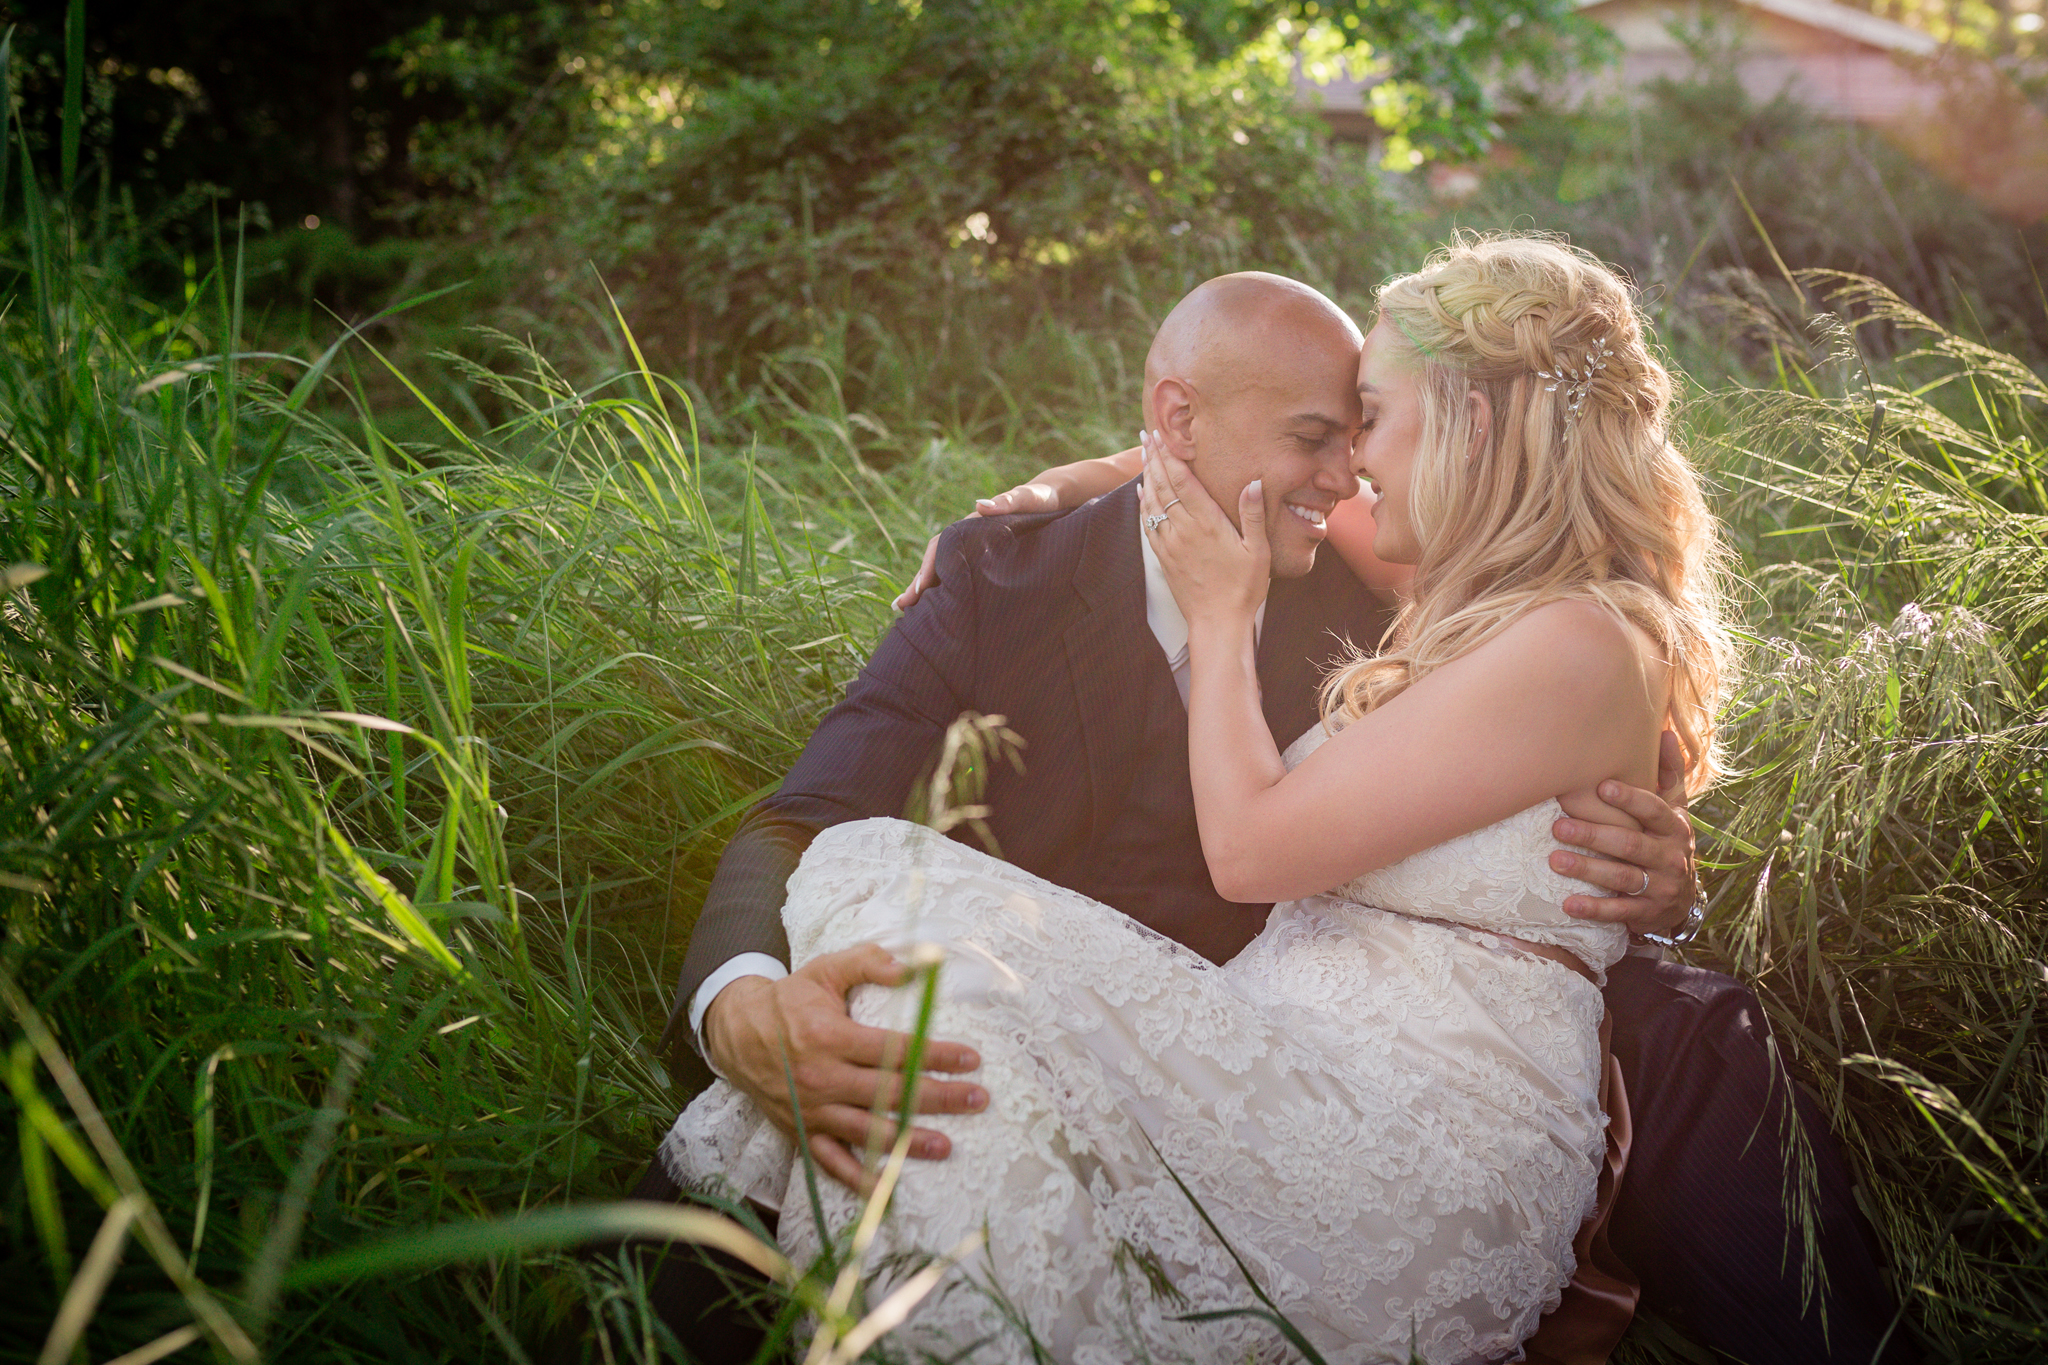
1150;377;1199;460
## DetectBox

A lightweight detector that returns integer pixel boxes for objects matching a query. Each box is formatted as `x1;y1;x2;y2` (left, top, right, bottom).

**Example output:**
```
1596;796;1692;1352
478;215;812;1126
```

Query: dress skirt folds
664;729;1626;1365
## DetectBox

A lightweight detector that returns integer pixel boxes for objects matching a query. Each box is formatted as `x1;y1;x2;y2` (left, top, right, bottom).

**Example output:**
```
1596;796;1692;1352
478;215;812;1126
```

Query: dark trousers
629;958;1915;1364
609;1161;780;1362
1605;956;1914;1364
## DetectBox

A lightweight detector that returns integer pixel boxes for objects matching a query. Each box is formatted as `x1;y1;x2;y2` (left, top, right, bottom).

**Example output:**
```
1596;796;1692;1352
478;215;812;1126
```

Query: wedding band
1634;869;1652;897
1145;513;1170;532
1164;498;1182;512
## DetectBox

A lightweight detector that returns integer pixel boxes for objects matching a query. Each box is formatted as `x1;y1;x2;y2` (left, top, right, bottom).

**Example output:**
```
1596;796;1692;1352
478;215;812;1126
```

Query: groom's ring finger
1549;849;1665;896
1552;816;1687;878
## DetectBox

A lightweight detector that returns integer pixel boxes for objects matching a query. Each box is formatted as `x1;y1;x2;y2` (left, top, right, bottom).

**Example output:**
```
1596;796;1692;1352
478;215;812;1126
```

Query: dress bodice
1280;723;1629;976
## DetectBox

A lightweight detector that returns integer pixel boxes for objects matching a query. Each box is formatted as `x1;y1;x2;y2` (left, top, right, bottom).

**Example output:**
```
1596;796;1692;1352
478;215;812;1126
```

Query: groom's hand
1550;731;1699;938
702;944;989;1192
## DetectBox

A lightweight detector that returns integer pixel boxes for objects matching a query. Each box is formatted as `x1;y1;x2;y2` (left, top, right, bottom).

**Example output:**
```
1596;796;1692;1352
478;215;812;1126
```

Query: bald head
1143;272;1363;426
1143;273;1366;580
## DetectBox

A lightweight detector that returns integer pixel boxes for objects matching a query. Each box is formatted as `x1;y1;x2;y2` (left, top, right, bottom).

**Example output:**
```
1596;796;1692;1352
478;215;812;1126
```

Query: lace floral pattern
663;728;1621;1364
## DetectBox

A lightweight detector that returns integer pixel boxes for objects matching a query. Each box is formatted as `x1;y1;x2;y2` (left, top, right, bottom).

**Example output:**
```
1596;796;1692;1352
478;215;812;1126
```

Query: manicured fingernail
1601;781;1621;801
968;1087;988;1109
1246;479;1262;497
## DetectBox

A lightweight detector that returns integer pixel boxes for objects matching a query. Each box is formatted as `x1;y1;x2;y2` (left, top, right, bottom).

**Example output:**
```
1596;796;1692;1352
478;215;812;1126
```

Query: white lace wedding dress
662;726;1626;1364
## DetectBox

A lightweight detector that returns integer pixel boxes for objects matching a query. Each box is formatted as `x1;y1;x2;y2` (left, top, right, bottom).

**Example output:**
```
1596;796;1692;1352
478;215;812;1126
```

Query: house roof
1576;0;1941;56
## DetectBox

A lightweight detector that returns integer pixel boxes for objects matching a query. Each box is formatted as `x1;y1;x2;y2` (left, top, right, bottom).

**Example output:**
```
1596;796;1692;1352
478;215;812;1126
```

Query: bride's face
1353;320;1428;565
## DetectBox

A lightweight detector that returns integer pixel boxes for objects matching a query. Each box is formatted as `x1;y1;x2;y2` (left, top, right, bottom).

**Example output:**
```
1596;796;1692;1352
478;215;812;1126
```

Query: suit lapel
1054;490;1391;842
1062;482;1165;849
1259;550;1392;746
1258;570;1319;744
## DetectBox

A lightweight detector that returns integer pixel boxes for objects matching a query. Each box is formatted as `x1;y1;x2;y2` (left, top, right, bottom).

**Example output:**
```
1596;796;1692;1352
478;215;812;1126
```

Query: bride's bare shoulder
1482;598;1670;700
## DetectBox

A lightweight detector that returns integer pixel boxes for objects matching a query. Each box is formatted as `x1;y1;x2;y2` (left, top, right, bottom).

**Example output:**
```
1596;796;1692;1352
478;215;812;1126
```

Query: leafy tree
450;0;1598;402
1177;0;1611;158
0;0;575;240
2;0;1599;243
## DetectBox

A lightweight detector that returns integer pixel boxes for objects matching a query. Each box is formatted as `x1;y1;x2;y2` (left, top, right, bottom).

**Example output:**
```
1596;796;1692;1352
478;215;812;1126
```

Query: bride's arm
902;446;1417;612
895;449;1141;609
1142;440;1665;904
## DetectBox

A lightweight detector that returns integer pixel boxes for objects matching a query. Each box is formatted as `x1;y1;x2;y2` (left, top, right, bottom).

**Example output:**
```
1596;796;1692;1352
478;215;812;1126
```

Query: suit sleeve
660;529;983;1083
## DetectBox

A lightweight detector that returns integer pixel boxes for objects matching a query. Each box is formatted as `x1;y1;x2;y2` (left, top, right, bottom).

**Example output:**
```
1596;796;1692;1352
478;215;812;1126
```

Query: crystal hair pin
1537;334;1612;428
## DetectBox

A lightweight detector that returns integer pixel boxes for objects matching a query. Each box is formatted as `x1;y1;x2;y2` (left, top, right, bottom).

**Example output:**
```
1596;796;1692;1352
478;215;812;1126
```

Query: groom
644;274;1907;1363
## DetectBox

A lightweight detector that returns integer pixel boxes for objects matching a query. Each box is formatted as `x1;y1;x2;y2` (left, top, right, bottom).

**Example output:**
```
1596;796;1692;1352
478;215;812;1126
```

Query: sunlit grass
3;50;2046;1362
1682;266;2048;1358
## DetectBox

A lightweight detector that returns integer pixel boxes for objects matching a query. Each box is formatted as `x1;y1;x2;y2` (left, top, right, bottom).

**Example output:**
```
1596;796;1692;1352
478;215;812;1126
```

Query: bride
663;234;1734;1363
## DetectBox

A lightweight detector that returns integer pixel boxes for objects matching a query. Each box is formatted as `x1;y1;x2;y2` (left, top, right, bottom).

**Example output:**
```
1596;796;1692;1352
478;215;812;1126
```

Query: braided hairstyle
1322;232;1736;793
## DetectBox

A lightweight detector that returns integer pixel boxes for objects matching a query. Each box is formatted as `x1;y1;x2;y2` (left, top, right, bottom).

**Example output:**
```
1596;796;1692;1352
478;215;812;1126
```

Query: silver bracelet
1633;881;1707;949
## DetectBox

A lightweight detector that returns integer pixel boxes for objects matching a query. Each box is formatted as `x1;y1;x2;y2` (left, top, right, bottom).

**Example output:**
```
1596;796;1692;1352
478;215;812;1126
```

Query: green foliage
1437;25;2048;367
454;0;1410;416
1682;269;2048;1359
0;0;577;239
1175;0;1615;160
0;156;949;1356
6;10;2048;1359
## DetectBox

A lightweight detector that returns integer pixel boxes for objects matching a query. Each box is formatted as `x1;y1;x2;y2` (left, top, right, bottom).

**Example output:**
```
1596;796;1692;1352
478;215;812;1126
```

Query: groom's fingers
807;1101;946;1159
1595;777;1693;838
1551;780;1696;930
853;1057;988;1115
830;1016;977;1077
798;1028;987;1115
807;942;910;997
809;1133;869;1192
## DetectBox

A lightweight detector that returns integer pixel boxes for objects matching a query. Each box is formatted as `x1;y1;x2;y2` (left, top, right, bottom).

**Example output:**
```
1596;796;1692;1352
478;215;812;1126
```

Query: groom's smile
1283;495;1334;532
1141;272;1366;581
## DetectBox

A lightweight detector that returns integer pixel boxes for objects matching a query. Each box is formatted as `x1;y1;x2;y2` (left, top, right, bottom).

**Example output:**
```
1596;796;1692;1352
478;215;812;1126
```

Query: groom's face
1190;332;1364;580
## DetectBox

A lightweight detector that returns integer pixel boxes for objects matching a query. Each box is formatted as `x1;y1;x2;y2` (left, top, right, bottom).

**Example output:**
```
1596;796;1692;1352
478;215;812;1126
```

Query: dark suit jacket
664;479;1393;1084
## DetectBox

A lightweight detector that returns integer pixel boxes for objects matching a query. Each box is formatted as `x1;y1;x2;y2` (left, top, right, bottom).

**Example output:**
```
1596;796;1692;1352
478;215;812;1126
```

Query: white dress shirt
1138;507;1264;704
687;504;1260;1061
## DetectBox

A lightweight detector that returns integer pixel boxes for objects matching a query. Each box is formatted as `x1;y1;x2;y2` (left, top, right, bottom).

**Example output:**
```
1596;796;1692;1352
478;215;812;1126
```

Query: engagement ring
1146;513;1170;532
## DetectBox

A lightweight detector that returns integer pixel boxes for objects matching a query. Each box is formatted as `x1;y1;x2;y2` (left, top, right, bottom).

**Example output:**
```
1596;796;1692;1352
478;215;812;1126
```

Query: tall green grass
5;91;2048;1365
0;122;998;1352
1683;267;2048;1359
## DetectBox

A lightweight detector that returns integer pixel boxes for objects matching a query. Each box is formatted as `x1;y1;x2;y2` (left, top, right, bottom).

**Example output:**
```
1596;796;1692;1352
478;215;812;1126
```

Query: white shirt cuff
689;953;790;1073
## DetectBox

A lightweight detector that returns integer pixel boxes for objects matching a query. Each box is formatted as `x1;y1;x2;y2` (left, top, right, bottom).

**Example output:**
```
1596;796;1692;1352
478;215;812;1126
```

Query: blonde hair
1323;232;1736;793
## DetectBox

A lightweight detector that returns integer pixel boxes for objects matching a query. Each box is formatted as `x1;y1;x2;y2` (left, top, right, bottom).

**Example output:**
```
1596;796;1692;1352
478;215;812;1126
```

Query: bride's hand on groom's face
1139;430;1269;627
1550;732;1701;937
702;944;989;1193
